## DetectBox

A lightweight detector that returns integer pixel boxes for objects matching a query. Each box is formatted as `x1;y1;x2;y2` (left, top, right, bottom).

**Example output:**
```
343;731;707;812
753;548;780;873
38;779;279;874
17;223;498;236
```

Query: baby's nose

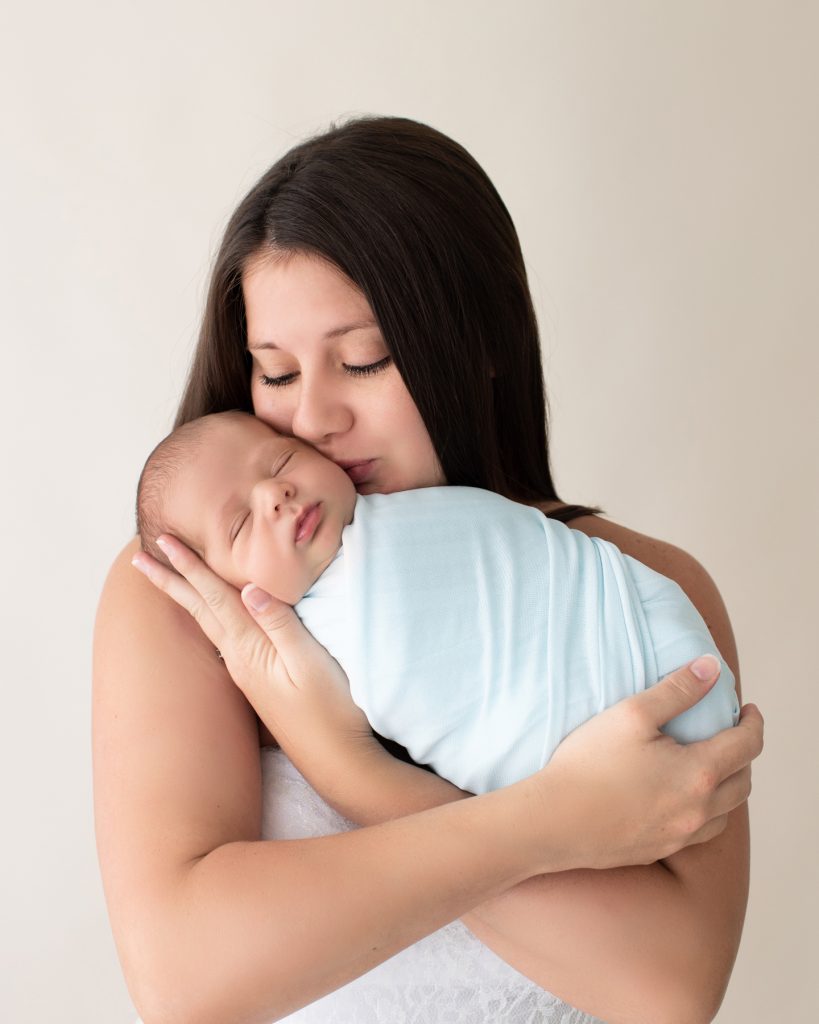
255;477;295;513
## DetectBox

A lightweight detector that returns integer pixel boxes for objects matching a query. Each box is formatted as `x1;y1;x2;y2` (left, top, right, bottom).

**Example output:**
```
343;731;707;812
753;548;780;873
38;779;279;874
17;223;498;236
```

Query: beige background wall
2;1;815;1021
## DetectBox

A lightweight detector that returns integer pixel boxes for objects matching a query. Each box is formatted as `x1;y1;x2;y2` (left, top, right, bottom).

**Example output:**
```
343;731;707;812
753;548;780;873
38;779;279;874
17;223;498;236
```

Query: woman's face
244;251;445;495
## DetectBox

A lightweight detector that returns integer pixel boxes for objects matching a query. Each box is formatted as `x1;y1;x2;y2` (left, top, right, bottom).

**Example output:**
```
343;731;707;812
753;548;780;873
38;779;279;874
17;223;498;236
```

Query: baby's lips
294;503;321;543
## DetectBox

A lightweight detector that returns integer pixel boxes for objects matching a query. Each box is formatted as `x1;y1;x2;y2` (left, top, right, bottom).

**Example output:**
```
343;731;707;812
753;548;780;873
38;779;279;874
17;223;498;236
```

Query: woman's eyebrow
247;319;376;350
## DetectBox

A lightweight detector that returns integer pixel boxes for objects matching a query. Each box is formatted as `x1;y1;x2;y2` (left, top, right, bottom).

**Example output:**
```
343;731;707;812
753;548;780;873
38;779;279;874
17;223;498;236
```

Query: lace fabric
261;747;604;1024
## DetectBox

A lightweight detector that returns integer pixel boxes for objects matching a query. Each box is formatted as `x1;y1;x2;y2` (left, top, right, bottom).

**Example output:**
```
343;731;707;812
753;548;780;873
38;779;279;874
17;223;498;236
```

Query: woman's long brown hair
176;114;603;516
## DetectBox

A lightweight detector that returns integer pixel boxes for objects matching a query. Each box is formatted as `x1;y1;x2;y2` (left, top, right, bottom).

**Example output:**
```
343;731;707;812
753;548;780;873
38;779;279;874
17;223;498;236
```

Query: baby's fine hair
136;411;251;565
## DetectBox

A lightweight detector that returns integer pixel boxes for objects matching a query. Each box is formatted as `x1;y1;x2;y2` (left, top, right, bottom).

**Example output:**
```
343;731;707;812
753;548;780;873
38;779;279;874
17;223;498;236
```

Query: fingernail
156;536;171;554
243;584;272;612
131;555;148;574
690;654;720;681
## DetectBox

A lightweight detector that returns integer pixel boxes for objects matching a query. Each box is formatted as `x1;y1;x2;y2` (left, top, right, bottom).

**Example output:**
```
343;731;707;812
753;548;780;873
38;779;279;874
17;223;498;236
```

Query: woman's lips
340;459;377;485
294;503;322;543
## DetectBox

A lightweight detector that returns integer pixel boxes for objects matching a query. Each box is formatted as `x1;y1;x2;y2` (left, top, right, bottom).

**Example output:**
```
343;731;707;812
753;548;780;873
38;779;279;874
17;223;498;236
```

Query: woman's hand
131;534;377;782
524;654;763;872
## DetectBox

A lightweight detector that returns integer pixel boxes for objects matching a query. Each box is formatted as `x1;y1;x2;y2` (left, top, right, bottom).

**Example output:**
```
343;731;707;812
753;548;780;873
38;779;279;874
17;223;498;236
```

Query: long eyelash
344;355;392;377
258;356;392;389
259;372;298;389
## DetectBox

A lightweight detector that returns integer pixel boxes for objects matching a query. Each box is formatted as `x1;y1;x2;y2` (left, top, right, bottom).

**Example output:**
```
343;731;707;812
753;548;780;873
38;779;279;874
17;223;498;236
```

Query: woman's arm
464;524;752;1024
97;538;747;1024
293;522;753;1024
93;541;550;1024
93;541;552;1024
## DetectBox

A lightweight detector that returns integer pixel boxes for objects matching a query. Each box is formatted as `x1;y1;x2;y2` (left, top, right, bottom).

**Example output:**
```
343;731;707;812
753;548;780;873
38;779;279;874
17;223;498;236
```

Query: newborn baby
137;410;740;793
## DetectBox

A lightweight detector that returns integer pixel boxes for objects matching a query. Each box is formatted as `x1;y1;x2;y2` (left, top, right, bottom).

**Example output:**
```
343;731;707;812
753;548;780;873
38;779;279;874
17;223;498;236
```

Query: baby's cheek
207;547;250;591
240;549;285;600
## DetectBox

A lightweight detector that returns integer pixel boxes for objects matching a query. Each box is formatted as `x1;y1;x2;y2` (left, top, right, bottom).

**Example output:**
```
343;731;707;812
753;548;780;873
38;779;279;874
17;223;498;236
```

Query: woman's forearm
290;735;470;825
138;779;563;1024
330;745;747;1024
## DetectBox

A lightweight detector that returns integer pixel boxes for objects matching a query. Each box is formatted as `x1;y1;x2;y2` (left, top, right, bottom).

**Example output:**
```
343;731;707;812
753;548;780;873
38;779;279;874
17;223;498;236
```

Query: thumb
241;584;312;675
639;654;722;729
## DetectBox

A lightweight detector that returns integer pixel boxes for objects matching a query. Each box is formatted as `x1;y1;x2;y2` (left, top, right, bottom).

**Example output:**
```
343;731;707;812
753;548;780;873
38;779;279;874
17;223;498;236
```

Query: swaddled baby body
137;411;740;793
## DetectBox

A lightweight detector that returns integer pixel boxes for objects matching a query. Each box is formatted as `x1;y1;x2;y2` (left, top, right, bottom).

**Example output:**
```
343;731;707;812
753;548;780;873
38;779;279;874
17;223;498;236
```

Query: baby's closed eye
231;512;250;544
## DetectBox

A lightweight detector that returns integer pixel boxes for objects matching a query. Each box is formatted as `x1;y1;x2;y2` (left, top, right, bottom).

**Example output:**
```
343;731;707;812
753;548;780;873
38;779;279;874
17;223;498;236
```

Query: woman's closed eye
258;355;393;389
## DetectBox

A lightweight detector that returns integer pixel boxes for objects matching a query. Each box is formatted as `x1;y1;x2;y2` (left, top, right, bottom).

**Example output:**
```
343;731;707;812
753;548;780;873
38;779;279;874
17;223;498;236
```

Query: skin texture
94;251;762;1024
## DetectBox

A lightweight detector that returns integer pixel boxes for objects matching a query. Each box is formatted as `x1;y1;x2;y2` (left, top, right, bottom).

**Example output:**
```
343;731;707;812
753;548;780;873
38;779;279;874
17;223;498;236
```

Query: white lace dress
261;747;605;1024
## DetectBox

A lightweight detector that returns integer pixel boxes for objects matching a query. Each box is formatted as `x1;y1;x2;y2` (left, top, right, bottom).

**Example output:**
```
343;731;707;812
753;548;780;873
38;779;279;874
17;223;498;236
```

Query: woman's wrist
295;734;468;826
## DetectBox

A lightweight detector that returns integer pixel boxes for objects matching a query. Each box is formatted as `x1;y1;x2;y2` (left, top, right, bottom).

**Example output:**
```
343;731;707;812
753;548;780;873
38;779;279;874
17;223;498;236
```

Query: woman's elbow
129;955;243;1024
660;995;722;1024
132;976;234;1024
116;899;214;1024
126;916;292;1024
123;939;194;1024
650;967;727;1024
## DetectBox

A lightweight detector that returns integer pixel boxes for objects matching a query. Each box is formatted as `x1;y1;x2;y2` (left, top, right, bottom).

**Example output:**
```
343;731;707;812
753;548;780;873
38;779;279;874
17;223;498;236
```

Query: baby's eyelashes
272;451;295;476
230;512;250;545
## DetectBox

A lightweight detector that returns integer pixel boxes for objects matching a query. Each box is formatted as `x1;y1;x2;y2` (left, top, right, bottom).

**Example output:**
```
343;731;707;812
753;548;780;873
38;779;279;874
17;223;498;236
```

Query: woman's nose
290;381;353;444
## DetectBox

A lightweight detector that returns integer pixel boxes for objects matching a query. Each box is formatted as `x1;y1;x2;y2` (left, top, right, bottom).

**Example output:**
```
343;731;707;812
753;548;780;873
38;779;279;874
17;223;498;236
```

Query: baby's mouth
294;503;321;544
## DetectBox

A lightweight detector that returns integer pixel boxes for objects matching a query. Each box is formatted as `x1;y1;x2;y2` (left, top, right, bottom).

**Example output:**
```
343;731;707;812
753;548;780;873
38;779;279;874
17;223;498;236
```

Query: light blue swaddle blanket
295;486;740;794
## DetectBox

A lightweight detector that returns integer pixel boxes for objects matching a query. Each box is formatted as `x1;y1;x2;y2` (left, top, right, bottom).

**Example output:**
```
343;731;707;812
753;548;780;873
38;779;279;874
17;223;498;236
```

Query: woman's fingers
239;581;351;703
710;764;753;819
686;812;731;847
676;713;759;851
696;702;765;783
630;655;722;731
240;584;329;689
131;535;247;655
539;656;762;868
131;548;222;641
240;583;373;742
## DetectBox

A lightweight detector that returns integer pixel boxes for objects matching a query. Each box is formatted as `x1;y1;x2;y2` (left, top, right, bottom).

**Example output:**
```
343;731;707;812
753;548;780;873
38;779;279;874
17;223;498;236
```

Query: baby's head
137;411;357;603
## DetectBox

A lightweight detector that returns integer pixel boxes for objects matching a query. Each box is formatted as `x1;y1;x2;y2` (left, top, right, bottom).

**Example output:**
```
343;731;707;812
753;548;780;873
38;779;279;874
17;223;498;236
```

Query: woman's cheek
251;385;293;434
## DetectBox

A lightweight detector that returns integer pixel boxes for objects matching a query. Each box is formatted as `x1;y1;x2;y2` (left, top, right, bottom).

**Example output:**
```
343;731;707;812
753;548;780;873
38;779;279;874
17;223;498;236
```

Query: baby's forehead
215;411;278;440
203;413;288;453
190;417;302;485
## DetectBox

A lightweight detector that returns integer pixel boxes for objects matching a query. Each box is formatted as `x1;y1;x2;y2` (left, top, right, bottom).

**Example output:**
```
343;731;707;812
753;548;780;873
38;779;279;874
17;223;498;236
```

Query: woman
93;116;763;1024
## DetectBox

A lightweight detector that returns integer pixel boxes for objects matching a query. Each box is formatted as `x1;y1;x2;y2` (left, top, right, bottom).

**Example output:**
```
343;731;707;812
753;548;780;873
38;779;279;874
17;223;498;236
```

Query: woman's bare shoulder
97;536;222;670
563;511;699;581
539;501;710;593
93;537;264;865
97;540;276;749
94;539;269;996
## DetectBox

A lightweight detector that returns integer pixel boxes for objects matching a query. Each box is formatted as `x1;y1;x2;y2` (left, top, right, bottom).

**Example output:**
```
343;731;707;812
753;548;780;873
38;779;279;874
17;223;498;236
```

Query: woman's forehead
242;252;372;347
